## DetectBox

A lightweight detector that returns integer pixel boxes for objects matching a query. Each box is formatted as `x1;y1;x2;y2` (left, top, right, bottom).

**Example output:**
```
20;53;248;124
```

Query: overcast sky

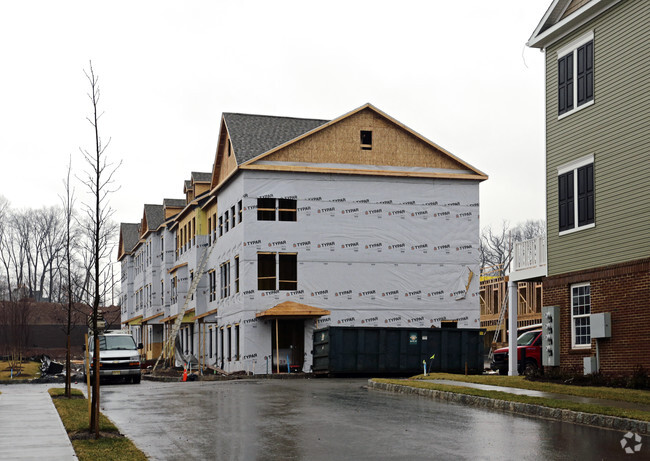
0;0;550;237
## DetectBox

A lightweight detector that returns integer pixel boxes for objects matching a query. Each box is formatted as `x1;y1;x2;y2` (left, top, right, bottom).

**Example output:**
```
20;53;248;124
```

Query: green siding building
528;0;650;375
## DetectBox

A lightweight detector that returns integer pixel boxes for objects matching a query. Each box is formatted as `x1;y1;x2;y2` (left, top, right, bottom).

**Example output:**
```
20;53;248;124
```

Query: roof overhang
143;312;164;323
527;0;622;49
161;309;195;324
168;262;188;274
122;314;143;326
193;307;218;321
241;103;487;180
255;301;331;319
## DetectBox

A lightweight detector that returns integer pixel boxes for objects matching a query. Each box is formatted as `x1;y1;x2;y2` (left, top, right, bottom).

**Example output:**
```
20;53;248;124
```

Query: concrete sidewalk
0;384;77;460
431;378;650;413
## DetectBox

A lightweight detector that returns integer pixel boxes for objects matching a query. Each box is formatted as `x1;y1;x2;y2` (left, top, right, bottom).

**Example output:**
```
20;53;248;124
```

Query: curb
367;379;650;435
143;372;312;382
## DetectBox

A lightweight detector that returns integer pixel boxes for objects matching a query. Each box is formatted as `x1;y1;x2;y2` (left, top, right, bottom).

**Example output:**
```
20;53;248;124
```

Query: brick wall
543;257;650;376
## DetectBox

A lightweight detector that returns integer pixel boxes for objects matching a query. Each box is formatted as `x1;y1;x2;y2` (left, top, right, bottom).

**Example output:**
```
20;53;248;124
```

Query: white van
86;330;143;384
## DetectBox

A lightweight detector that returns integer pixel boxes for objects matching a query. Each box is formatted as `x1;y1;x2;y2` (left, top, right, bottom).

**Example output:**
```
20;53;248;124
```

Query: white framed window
557;31;594;118
571;282;591;349
558;154;594;235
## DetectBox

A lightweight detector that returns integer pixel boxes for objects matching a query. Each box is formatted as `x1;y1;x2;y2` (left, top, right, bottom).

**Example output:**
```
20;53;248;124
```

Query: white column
508;279;518;376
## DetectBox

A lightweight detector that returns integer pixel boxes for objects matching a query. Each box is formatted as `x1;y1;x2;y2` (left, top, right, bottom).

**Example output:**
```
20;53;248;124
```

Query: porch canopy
256;301;330;374
122;315;143;326
255;301;330;319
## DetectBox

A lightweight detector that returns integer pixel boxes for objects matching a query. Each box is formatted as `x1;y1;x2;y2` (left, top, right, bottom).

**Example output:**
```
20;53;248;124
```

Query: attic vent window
360;130;372;150
228;139;232;157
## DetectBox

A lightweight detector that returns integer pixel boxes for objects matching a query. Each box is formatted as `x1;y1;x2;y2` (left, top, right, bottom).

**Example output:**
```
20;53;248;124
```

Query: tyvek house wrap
214;171;481;374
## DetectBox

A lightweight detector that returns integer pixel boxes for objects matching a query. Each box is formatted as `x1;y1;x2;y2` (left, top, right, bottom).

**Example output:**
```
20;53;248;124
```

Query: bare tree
479;219;546;276
36;207;66;301
0;299;32;374
0;196;12;300
9;211;29;297
60;158;76;397
78;61;121;437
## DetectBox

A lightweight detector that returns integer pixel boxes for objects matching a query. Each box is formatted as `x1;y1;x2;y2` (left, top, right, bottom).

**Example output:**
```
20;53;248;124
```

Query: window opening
257;253;276;290
278;199;297;222
360;130;372;150
257;198;276;221
279;253;297;290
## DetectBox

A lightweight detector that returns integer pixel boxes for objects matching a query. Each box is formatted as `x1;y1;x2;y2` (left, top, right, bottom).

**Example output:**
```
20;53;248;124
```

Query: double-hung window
558;32;594;117
558;155;594;234
571;283;591;348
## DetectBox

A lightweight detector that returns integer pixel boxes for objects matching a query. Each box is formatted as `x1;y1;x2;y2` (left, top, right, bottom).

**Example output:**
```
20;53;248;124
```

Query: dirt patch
68;430;124;440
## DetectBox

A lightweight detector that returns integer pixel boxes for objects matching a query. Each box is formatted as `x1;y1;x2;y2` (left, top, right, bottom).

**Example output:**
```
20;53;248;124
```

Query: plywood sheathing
211;118;240;189
163;198;186;220
243;104;487;181
255;301;331;319
263;107;468;170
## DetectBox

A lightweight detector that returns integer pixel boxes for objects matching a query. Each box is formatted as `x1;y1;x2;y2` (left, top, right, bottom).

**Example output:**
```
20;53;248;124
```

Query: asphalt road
98;378;645;460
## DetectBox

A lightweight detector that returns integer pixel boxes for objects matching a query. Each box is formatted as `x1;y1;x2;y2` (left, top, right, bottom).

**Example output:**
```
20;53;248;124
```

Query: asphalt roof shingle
143;204;165;231
223;113;329;164
120;223;140;254
163;198;186;208
191;171;212;183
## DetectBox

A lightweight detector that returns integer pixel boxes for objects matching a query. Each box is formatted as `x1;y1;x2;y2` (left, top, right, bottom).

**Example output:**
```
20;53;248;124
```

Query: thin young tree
60;157;76;398
79;61;121;437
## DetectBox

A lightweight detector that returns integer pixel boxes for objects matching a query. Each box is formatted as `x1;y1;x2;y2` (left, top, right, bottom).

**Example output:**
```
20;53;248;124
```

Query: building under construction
118;104;488;375
480;266;543;352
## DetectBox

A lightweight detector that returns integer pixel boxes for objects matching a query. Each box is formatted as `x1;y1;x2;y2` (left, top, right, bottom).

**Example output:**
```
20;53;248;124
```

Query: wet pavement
98;379;648;460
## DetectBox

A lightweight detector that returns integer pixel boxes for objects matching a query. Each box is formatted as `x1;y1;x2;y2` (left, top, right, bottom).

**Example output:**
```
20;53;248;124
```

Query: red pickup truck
490;330;542;375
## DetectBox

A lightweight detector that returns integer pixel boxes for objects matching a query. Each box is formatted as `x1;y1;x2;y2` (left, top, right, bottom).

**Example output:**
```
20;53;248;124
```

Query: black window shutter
559;171;574;231
577;41;594;107
558;54;574;115
585;41;594;103
577;164;594;226
558;55;567;115
566;53;574;111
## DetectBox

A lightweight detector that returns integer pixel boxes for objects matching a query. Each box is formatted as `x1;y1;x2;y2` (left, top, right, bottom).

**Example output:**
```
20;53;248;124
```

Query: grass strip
0;361;41;380
374;378;650;422
48;388;147;461
412;373;650;406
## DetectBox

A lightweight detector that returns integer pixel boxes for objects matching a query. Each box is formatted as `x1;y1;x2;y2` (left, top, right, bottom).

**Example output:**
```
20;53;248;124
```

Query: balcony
510;234;547;282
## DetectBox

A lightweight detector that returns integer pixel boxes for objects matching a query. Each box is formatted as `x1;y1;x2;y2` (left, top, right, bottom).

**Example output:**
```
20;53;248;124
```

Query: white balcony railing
510;234;547;281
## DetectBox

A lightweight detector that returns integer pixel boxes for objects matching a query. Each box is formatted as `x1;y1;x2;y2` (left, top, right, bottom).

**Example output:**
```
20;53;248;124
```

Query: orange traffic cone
182;365;188;382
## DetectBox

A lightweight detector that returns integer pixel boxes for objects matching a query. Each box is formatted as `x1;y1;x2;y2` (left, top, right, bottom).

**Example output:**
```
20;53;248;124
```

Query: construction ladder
488;288;509;361
152;241;216;373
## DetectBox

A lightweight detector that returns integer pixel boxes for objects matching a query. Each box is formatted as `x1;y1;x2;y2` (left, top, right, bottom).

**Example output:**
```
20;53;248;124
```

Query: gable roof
118;223;140;260
191;171;212;183
528;0;620;49
163;198;186;208
223;113;328;165
242;103;487;180
211;104;487;190
143;204;164;232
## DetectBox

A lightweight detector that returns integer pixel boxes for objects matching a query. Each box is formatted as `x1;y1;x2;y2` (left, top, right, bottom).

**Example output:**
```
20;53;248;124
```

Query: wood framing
255;301;331;319
480;276;543;346
252;106;481;174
